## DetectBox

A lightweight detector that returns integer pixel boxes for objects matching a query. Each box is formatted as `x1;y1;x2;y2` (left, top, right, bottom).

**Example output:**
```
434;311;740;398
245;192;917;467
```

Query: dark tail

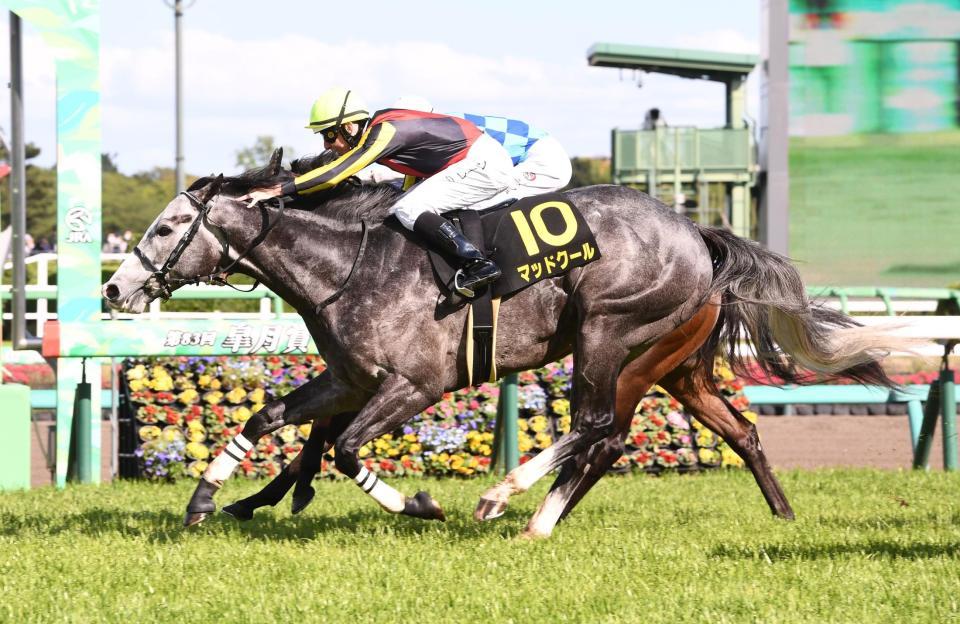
696;226;910;388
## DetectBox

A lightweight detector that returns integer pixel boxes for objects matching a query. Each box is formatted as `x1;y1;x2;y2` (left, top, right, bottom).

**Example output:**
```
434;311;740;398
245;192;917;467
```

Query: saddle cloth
427;192;602;300
425;193;601;386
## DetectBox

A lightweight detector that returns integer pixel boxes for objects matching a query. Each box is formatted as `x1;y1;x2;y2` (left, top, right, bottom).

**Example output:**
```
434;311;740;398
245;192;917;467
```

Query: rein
316;219;368;312
136;190;287;300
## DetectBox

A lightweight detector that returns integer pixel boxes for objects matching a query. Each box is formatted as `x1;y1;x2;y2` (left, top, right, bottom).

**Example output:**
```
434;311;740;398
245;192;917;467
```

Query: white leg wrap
203;433;254;484
355;466;405;513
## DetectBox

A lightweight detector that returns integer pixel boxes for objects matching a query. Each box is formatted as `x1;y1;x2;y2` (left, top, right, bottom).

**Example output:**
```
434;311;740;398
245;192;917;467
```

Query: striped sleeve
281;123;399;196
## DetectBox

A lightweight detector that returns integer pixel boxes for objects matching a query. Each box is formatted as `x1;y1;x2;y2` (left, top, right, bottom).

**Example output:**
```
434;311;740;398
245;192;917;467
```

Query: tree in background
566;157;610;189
235;136;295;170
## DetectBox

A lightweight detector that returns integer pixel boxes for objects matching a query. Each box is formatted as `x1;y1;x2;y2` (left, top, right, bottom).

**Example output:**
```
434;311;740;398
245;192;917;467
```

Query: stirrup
453;269;475;298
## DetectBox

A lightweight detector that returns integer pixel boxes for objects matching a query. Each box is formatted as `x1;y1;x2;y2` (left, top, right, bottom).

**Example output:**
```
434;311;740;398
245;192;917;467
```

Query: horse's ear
200;174;224;203
269;148;283;175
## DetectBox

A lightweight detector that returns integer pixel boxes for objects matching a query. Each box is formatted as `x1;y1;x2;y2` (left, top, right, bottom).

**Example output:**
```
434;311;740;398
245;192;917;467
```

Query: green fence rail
744;383;956;471
807;286;960;316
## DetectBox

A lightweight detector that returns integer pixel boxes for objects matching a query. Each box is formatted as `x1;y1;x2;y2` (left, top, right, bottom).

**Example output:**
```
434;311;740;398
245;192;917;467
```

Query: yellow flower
178;389;199;404
126;365;146;381
187;460;209;479
232;406;252;424
698;448;719;464
161;426;184;443
138;425;161;441
197;374;212;388
186;442;210;460
251;402;265;413
127;378;144;392
149;375;174;391
187;426;206;443
721;447;744;468
226;387;247;404
449;455;464;470
403;433;417;443
248;388;265;404
408;443;422;455
204;391;223;405
518;419;529;432
743;410;758;424
298;423;312;439
358;444;371;458
529;416;547;433
478;444;491;456
697;429;715;447
535;432;553;448
518;433;534;453
210;379;222;390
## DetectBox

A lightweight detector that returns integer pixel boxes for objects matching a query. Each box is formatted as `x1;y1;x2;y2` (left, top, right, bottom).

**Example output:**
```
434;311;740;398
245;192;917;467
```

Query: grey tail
696;226;907;388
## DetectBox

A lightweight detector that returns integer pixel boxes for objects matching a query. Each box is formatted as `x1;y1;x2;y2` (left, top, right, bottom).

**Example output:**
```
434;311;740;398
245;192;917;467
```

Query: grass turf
789;131;960;288
1;469;959;623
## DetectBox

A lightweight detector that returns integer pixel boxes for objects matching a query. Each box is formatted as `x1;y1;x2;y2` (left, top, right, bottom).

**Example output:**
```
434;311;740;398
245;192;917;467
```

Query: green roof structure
587;43;759;82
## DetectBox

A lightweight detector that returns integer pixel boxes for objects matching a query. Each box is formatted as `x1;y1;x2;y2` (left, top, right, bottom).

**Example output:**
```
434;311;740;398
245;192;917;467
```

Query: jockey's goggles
318;126;341;142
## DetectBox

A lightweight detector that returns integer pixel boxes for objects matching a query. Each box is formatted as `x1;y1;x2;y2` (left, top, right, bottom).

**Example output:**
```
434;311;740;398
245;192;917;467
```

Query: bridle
134;189;286;300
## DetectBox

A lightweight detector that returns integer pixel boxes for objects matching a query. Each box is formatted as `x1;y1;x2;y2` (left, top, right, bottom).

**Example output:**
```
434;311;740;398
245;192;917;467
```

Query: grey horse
103;152;899;538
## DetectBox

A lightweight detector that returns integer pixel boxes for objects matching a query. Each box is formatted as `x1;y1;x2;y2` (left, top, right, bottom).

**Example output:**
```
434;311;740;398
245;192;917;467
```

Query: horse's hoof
291;486;315;515
474;497;507;521
402;491;446;522
183;511;211;528
222;502;254;522
518;529;551;541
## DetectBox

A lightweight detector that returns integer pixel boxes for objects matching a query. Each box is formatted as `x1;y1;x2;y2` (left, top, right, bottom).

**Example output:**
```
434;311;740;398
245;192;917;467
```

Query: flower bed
122;355;751;481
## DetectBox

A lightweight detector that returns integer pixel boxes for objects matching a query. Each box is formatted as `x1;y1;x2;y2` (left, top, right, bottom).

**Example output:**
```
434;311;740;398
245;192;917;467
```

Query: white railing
1;252;294;338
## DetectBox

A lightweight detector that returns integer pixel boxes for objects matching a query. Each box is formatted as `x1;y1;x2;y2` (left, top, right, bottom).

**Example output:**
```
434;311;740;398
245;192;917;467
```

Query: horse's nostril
104;283;120;301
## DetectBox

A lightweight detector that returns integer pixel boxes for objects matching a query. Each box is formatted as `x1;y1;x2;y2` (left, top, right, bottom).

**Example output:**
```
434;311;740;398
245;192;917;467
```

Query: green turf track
2;469;959;623
790;132;960;288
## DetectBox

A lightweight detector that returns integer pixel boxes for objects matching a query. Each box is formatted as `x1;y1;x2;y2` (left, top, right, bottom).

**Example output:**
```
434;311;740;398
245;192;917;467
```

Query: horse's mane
188;151;402;225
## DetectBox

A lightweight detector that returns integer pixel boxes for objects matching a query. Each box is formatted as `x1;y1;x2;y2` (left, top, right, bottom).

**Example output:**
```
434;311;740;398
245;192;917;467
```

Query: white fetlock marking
204;433;254;483
355;466;405;513
511;446;558;492
527;490;567;538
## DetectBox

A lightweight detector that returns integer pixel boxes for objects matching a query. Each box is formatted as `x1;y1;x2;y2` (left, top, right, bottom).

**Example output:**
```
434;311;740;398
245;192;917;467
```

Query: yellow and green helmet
305;87;370;132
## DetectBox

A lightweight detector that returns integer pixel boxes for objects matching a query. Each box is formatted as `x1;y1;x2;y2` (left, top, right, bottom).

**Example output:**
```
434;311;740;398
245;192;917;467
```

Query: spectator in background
103;232;119;253
642;107;667;130
23;232;34;256
121;230;133;253
35;237;52;253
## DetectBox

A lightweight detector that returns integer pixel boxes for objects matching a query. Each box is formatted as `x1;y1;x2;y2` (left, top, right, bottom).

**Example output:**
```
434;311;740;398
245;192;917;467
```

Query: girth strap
454;211;497;386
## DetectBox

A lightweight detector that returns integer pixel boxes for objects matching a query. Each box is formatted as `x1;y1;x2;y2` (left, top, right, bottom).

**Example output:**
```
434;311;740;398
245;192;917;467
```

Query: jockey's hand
238;185;282;207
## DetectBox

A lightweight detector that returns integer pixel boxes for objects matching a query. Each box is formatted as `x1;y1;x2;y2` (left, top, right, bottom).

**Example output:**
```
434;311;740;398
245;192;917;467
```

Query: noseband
135;190;286;300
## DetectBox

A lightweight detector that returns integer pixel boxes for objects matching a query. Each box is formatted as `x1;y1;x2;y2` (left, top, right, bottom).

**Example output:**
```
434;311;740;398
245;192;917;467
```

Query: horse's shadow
709;539;960;561
0;505;530;543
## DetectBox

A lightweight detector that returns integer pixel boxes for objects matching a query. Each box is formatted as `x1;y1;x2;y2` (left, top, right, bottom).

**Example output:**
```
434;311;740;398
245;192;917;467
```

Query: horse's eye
156;225;174;237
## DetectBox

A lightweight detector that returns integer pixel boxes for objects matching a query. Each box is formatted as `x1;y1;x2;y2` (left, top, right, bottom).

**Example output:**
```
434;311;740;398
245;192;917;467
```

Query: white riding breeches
512;136;572;198
391;133;518;230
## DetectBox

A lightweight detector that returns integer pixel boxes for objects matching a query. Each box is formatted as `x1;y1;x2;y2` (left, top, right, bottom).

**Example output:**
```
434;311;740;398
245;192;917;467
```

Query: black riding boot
413;212;501;297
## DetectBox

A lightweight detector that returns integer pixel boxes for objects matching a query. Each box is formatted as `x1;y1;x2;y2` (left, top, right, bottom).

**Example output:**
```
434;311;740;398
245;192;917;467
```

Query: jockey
392;95;572;197
243;86;515;297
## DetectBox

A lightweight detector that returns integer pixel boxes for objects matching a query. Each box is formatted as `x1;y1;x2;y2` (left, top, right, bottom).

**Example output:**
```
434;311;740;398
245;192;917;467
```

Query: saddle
426;192;601;385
